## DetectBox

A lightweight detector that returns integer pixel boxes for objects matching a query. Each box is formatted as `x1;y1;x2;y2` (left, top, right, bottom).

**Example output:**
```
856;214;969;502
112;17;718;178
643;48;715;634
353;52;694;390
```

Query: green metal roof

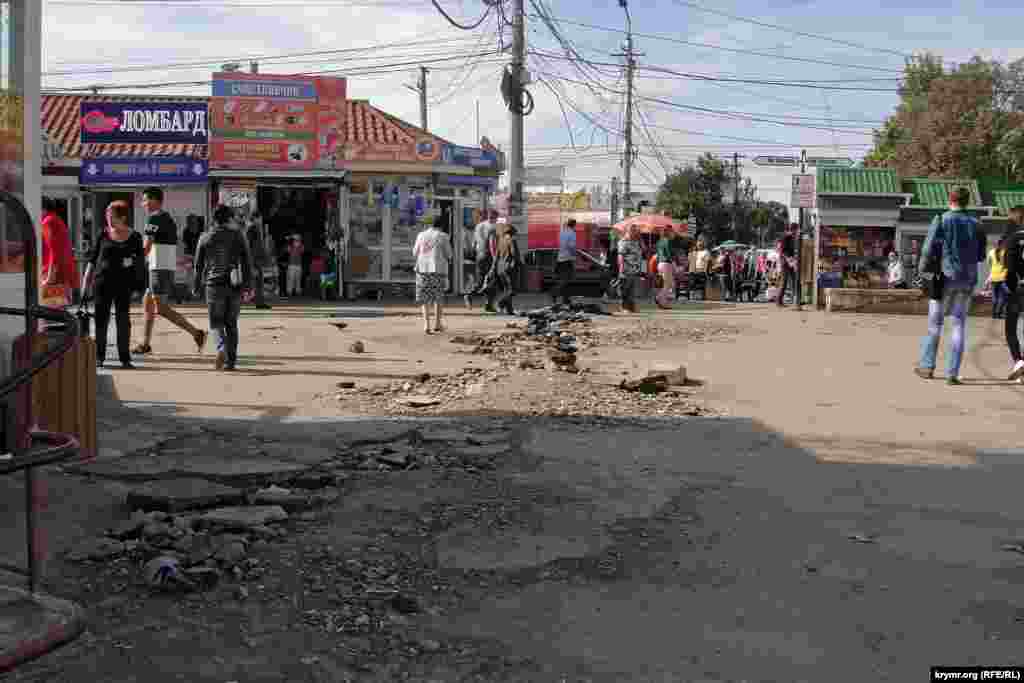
901;177;982;207
817;167;900;194
994;190;1024;216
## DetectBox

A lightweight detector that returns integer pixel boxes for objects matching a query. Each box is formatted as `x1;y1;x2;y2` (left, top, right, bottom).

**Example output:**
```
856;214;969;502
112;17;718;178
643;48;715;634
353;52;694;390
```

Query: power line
44;51;507;91
527;14;904;74
429;0;492;30
44;36;487;77
671;0;916;61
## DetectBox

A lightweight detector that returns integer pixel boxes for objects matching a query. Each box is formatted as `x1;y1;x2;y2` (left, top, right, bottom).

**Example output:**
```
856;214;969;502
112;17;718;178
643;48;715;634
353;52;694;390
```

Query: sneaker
914;367;934;380
195;330;208;353
223;364;236;372
1009;360;1024;382
947;377;963;386
132;343;152;355
215;351;226;371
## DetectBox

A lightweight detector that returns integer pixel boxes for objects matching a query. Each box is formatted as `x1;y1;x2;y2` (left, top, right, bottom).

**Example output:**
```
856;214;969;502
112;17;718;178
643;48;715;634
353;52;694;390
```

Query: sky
38;0;1024;205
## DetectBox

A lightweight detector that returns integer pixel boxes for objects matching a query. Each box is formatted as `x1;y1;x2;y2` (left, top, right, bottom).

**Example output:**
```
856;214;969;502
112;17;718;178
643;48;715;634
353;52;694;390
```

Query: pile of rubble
333;428;513;473
66;478;343;593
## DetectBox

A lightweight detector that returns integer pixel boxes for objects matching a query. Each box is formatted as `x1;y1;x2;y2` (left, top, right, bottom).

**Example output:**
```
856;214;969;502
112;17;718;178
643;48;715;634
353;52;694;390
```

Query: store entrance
259;185;332;298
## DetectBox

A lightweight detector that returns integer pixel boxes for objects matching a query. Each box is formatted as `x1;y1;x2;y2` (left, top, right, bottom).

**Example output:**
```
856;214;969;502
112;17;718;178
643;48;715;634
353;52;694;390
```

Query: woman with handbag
80;201;145;369
193;205;253;371
40;197;79;308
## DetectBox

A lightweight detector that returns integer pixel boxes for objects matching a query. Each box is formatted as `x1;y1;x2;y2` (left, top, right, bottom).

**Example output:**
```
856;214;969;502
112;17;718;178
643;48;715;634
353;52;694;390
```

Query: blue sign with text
80;101;209;145
441;145;499;169
80;156;208;185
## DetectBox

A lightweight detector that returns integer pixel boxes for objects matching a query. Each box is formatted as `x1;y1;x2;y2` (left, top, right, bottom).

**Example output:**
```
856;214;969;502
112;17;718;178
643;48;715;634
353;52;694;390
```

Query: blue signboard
80;156;208;185
441;144;499;170
212;77;317;101
80;101;209;145
438;174;497;188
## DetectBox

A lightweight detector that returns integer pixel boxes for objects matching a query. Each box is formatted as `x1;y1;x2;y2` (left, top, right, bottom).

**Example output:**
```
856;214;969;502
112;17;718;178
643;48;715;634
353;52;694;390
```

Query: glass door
389;180;420;283
347;177;384;281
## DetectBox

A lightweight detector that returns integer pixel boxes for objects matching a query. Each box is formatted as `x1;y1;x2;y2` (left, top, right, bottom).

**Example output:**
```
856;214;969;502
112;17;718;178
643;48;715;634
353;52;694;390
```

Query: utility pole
508;0;526;239
406;66;429;131
615;0;638;217
732;152;741;240
795;149;807;311
611;176;620;226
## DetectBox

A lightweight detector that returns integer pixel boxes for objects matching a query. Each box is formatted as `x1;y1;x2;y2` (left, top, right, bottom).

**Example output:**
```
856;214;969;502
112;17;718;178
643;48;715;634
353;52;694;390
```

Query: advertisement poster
342;137;442;164
209;72;345;171
79;101;208;145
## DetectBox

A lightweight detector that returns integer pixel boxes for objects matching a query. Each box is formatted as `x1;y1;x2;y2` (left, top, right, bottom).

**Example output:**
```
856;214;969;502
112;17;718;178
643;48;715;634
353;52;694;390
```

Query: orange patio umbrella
612;213;688;235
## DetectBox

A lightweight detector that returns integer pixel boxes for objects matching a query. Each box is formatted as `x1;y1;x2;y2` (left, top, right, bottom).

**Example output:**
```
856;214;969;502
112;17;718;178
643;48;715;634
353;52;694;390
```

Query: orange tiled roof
42;93;211;161
344;99;451;146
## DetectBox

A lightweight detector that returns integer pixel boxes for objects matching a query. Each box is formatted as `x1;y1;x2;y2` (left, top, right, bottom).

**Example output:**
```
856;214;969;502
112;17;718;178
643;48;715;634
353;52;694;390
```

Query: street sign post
791;174;816;208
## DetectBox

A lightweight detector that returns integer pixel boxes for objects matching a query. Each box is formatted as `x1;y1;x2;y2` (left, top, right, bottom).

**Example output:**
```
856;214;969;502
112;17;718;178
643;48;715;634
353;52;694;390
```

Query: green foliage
867;53;1024;182
655;153;788;245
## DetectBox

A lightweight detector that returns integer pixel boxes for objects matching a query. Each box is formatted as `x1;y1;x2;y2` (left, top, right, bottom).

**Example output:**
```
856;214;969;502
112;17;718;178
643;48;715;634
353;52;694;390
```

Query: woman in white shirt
413;215;454;334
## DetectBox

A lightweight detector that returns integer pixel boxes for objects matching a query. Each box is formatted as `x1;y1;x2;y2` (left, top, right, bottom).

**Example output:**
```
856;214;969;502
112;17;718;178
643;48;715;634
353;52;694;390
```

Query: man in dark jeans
776;223;798;306
194;204;253;371
554;218;577;305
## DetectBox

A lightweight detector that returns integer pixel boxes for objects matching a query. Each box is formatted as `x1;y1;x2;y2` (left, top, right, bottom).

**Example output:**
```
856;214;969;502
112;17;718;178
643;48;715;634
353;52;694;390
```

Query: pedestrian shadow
115;365;418;381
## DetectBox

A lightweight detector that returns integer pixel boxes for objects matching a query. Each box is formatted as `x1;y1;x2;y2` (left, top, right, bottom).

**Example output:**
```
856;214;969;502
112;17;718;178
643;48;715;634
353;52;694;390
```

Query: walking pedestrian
986;236;1009;319
465;209;498;312
133;187;207;356
246;211;271;310
655;226;675;309
81;200;145;369
286;235;304;297
617;225;644;313
915;187;986;386
888;251;907;289
40;197;79;307
554;218;577;305
193;205;253;372
493;222;523;315
413;215;453;334
776;223;798;306
1001;206;1024;382
688;238;711;300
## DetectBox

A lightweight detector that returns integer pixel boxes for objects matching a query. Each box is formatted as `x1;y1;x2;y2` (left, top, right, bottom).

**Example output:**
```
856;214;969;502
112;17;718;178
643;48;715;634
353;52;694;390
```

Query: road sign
791;174;816;208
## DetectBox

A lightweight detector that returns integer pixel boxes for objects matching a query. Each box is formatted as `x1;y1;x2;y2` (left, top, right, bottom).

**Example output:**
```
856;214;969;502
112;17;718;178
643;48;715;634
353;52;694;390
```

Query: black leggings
1007;290;1023;362
94;286;133;364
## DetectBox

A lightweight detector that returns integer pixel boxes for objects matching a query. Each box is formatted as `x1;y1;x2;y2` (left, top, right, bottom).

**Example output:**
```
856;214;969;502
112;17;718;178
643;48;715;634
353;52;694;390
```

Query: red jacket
41;211;79;287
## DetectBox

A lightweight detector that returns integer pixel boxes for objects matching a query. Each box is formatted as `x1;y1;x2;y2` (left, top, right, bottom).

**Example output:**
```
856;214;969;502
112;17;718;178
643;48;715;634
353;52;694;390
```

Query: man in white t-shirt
134;187;207;355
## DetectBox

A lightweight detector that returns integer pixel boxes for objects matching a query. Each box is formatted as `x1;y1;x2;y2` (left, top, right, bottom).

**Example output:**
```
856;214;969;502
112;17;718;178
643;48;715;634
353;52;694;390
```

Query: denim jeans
993;282;1009;318
919;287;972;378
207;285;241;366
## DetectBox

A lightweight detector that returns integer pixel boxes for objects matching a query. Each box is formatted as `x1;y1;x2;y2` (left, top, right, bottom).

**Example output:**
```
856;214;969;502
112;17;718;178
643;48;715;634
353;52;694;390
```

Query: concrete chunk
201;506;288;530
126;479;245;513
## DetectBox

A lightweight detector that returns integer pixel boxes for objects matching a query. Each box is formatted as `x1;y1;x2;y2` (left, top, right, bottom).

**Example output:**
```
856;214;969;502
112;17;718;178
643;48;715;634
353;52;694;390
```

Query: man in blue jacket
915;187;986;385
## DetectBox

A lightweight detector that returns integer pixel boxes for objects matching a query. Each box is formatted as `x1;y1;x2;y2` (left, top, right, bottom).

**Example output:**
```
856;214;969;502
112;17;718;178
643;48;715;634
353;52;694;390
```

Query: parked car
523;248;612;297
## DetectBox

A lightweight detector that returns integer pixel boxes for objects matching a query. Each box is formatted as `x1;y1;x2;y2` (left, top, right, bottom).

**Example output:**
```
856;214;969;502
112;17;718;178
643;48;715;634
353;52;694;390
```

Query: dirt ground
6;296;1024;681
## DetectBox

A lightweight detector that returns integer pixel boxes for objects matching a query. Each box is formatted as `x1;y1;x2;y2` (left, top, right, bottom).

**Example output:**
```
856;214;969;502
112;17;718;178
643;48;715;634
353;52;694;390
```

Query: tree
656;153;732;241
866;53;1024;182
